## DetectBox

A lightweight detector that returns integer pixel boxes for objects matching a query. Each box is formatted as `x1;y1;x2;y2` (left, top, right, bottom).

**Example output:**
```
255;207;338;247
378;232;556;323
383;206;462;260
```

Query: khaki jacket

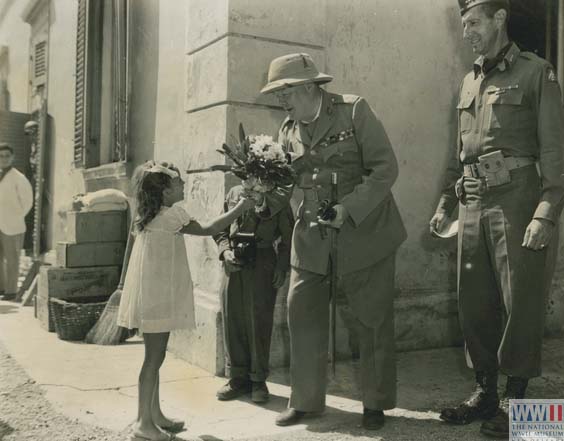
278;90;407;275
437;43;564;222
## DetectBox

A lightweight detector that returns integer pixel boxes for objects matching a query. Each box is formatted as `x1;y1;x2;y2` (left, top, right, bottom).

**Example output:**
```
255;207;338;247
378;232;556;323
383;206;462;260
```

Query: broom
85;218;136;345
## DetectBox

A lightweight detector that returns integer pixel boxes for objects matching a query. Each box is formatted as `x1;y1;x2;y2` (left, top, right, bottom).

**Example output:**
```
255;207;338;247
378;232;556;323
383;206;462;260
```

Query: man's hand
429;211;449;236
522;219;554;251
223;250;243;273
237;196;257;212
318;204;348;229
272;268;287;289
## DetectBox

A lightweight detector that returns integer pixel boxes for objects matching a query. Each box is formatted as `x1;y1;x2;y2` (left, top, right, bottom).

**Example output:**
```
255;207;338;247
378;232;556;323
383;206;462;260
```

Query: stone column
167;0;328;374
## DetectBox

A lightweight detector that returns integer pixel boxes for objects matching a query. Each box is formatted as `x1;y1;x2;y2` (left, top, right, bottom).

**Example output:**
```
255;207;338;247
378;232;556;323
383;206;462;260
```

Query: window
32;40;47;86
73;0;130;168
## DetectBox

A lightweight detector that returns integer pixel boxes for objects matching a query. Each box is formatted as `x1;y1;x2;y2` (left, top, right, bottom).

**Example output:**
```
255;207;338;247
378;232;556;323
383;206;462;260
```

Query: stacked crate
36;210;127;331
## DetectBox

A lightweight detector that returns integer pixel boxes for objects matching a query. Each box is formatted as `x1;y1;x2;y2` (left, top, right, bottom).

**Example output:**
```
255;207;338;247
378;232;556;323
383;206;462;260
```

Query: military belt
463;156;536;179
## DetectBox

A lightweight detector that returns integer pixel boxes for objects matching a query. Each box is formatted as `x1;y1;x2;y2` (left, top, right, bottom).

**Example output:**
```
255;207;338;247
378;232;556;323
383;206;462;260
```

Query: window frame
73;0;130;169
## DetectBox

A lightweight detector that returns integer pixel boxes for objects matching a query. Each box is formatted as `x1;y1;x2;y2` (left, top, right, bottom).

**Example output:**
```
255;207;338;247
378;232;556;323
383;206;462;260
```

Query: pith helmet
261;53;332;94
458;0;510;15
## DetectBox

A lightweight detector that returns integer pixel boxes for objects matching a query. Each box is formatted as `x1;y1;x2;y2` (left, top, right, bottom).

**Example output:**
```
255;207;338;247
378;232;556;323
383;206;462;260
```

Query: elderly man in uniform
430;0;564;438
261;53;407;430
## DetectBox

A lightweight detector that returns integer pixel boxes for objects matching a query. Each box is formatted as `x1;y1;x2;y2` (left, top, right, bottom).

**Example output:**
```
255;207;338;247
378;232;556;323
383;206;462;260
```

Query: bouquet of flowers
186;124;295;193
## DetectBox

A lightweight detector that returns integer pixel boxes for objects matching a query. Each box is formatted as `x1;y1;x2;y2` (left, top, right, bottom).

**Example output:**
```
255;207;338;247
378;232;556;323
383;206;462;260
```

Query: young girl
118;160;256;441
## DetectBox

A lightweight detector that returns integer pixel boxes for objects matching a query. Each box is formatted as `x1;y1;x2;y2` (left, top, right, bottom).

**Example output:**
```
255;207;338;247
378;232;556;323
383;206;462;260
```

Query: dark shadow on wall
0;420;15;440
128;0;159;167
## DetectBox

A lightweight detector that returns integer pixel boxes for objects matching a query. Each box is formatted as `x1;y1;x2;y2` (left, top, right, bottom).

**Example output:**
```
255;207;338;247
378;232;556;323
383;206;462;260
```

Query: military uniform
279;89;407;412
436;43;564;378
215;185;294;382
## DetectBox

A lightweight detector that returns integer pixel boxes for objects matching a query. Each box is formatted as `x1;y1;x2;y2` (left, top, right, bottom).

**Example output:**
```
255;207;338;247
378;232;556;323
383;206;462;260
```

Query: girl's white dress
117;205;195;333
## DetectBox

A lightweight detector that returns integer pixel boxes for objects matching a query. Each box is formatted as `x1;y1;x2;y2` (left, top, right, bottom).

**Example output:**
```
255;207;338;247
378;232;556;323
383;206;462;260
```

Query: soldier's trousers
458;166;553;379
287;253;396;412
0;231;24;295
221;248;278;382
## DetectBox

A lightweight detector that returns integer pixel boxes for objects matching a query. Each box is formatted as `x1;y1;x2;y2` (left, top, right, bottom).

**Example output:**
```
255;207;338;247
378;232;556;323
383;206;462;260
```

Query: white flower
248;135;286;163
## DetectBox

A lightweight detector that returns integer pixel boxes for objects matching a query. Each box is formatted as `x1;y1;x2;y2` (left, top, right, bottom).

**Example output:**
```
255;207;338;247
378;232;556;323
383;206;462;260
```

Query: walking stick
329;172;338;376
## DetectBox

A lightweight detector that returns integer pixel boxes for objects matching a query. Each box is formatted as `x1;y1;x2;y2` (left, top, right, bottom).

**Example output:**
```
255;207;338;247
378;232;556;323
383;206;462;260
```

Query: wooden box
36;265;119;331
66;210;127;244
56;241;126;268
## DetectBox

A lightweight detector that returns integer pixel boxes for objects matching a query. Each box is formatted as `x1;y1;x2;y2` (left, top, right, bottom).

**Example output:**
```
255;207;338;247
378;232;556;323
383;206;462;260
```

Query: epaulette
329;93;359;105
519;51;549;67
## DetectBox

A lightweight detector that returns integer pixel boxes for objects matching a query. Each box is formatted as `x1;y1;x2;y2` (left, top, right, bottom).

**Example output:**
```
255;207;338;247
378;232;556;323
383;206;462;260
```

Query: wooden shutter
73;0;88;166
112;0;129;162
32;40;48;86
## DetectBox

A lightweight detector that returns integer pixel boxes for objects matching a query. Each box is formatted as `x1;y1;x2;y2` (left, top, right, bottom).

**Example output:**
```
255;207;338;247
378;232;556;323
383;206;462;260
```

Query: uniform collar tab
473;42;519;77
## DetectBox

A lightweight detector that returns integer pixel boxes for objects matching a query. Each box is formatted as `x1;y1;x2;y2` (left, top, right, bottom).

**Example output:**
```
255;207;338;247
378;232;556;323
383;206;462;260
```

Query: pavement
1;299;564;441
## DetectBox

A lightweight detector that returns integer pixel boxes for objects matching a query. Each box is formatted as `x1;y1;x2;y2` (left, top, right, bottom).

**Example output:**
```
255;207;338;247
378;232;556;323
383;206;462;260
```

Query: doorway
508;0;560;69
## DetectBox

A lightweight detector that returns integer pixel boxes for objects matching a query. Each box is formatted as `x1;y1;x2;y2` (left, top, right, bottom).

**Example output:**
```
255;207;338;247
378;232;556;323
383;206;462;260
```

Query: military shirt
437;43;564;222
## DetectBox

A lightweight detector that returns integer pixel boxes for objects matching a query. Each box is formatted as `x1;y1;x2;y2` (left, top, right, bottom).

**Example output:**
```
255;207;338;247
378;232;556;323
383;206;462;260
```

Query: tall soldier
430;1;564;438
261;53;407;430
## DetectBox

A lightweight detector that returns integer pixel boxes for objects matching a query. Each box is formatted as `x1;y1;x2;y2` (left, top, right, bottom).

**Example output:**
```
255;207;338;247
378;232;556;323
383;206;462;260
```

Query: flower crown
145;161;180;179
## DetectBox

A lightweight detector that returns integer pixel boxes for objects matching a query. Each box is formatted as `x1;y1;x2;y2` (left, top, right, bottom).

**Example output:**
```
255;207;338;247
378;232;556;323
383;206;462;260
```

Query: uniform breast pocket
319;140;358;163
457;94;475;134
487;90;527;129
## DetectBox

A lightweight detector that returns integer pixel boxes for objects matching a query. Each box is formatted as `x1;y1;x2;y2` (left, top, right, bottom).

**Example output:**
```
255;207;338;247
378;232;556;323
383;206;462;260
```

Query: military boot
440;371;499;425
481;376;528;438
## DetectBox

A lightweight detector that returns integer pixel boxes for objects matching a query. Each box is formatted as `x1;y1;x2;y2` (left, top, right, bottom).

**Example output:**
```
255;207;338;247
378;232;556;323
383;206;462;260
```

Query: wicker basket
49;297;108;341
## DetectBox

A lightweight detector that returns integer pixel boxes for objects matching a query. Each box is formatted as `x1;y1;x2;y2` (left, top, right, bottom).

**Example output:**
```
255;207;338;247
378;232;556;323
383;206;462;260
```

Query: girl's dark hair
132;161;178;232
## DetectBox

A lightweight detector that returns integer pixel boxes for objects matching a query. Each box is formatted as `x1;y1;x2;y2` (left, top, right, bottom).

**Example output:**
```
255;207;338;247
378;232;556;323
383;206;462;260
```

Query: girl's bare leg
133;332;170;440
151;374;184;430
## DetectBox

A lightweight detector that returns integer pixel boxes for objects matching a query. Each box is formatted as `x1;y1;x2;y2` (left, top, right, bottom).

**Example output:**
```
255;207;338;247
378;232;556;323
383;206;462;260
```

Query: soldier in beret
430;0;564;438
261;53;407;430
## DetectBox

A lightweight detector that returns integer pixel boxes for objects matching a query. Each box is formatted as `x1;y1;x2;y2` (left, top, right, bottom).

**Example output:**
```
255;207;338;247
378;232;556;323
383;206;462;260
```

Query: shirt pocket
318;139;358;163
457;93;476;134
487;89;525;129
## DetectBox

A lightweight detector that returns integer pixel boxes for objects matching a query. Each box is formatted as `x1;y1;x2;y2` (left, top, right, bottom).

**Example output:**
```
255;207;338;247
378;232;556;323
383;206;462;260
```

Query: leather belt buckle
464;163;482;178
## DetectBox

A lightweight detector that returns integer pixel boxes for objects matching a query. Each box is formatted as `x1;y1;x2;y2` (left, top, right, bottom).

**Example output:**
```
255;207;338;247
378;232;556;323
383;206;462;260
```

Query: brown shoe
440;371;499;425
216;377;251;401
251;382;269;403
275;408;307;426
